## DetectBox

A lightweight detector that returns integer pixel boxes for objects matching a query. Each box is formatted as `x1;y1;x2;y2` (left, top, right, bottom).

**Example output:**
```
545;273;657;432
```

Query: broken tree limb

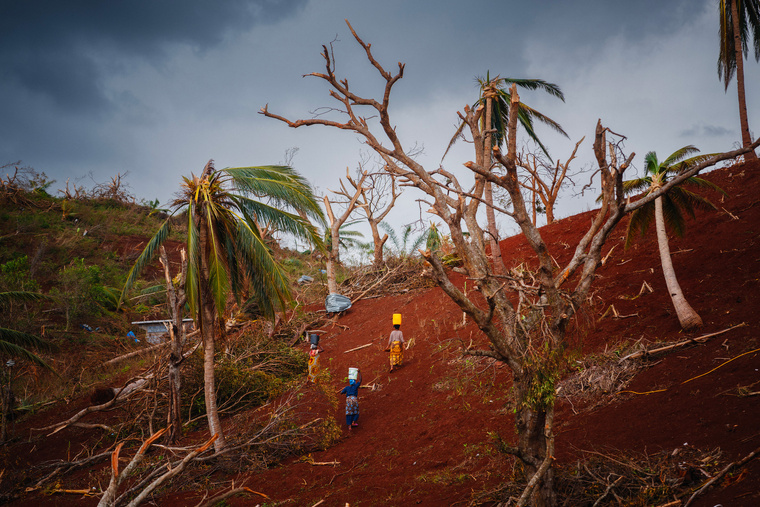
102;330;200;368
683;444;760;507
343;343;373;354
33;375;150;435
350;264;401;303
195;485;269;507
124;434;217;507
619;322;748;362
98;428;169;507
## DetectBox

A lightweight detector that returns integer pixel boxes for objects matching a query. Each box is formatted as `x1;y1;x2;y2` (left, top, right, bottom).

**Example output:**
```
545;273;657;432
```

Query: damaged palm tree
121;161;324;452
261;20;760;506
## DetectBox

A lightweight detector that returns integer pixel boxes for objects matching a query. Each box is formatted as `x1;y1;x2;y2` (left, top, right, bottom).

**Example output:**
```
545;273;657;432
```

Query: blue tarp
325;293;352;313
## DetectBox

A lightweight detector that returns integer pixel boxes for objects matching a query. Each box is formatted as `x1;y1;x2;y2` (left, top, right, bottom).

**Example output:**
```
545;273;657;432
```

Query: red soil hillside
2;161;759;506
224;161;760;506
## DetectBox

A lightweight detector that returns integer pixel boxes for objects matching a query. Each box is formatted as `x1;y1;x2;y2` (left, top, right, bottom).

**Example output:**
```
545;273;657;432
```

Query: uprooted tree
261;20;760;506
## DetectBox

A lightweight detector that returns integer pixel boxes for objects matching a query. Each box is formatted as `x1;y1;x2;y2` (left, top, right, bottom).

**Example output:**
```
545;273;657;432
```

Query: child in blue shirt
339;369;362;430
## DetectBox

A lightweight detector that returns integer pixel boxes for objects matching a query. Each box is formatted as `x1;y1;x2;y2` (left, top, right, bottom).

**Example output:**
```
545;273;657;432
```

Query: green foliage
517;348;566;411
380;222;427;260
0;256;38;292
51;258;113;328
183;334;308;418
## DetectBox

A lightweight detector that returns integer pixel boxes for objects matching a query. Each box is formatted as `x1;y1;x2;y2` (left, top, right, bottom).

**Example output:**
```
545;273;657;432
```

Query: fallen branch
50;489;96;496
343;343;373;354
98;428;169;507
350;264;401;303
683;444;760;507
125;434;217;507
195;485;269;507
328;457;366;486
33;375;150;435
102;330;199;368
619;323;747;362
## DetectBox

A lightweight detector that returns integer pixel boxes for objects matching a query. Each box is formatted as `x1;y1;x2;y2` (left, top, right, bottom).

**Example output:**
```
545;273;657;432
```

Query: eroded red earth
2;162;759;506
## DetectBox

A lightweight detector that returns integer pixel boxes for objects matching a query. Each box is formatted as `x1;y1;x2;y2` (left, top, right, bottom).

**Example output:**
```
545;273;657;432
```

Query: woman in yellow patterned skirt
385;324;404;373
307;343;323;382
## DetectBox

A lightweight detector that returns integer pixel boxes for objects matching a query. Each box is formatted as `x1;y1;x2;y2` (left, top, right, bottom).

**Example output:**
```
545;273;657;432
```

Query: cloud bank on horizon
1;0;757;238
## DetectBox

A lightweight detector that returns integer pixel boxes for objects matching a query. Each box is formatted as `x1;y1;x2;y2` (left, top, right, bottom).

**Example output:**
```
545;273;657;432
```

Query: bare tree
323;168;369;293
334;164;399;266
261;21;759;506
517;137;585;225
158;246;188;444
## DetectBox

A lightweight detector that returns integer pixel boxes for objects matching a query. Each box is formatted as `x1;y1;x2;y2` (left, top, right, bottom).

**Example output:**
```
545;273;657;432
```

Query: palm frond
185;209;200;319
644;151;660;175
504;77;566;101
669;186;720;217
661;145;701;167
0;291;50;306
0;329;54;370
624;203;655;248
660;194;687;237
224;166;326;226
232;195;323;249
234;219;291;319
681;175;729;196
202;206;232;319
119;218;172;308
622;177;653;196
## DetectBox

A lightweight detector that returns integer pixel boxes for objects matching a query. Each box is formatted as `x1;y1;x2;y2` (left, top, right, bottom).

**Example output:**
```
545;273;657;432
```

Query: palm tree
446;74;568;274
122;161;324;452
718;0;760;160
0;291;53;442
623;146;726;330
380;222;428;260
0;292;53;368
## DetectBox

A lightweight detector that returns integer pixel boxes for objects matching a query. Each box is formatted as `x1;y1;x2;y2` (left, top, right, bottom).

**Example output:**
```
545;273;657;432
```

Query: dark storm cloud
679;125;733;138
0;0;307;113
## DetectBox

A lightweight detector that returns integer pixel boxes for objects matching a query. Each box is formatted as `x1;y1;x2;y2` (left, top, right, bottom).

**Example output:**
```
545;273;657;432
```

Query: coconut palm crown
476;72;568;158
121;161;325;320
444;73;568;161
624;147;726;248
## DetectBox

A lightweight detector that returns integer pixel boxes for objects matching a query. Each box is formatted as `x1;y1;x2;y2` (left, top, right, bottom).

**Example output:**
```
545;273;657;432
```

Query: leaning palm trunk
655;196;703;330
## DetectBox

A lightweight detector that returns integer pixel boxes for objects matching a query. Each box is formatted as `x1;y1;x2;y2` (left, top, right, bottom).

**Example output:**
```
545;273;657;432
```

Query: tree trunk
370;222;388;267
513;379;557;507
655;196;703;330
484;93;507;275
732;0;758;160
167;328;183;444
326;225;340;294
199;221;227;452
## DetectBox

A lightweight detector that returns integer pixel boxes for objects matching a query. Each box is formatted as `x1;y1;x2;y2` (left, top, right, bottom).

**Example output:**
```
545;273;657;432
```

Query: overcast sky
2;0;758;245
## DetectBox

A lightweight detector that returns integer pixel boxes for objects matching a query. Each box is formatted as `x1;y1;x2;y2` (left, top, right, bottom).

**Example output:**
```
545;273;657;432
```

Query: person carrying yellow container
307;334;323;382
385;313;404;373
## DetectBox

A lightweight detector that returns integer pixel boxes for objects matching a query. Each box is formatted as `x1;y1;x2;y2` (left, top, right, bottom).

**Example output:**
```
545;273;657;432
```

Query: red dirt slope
2;161;759;506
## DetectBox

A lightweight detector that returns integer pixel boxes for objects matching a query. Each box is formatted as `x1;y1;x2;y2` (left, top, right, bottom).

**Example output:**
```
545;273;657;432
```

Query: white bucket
348;367;359;380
